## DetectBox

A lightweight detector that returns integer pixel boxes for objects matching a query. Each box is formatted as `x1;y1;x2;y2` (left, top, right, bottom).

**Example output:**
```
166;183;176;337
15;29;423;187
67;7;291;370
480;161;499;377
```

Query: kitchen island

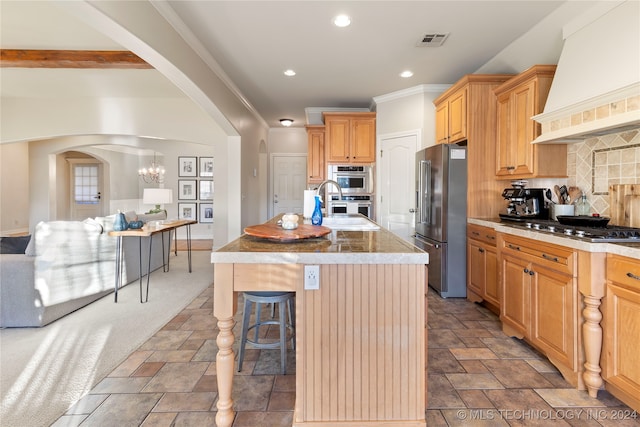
211;215;429;427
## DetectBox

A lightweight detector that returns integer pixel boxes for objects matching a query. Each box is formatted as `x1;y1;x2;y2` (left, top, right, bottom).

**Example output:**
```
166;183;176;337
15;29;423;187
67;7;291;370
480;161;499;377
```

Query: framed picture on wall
178;180;197;200
178;156;197;177
178;203;197;221
199;180;213;200
200;203;213;223
199;157;214;177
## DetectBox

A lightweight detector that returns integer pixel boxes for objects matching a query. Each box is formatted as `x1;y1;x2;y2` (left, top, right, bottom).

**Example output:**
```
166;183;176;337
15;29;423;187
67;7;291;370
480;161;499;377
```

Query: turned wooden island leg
582;293;604;398
213;264;237;427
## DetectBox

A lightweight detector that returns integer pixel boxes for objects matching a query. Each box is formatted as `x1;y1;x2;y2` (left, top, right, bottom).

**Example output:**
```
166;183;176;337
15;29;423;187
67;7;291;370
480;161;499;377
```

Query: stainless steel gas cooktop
502;219;640;243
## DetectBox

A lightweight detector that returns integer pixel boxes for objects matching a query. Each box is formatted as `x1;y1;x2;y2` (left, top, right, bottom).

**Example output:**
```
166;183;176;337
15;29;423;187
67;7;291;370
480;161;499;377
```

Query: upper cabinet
306;125;325;185
435;87;467;144
494;65;567;179
324;112;376;164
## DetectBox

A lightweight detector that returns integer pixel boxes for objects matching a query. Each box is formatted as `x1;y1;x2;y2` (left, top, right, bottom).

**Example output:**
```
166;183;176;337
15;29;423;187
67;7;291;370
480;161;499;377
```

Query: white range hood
533;1;640;144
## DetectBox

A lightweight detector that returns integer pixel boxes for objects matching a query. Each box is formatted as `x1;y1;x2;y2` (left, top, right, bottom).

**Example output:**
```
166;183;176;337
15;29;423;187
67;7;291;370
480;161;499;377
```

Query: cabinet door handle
508;244;521;251
486;235;495;240
542;253;559;262
529;270;535;276
472;231;480;236
524;268;529;274
627;272;640;281
479;248;485;253
507;166;515;170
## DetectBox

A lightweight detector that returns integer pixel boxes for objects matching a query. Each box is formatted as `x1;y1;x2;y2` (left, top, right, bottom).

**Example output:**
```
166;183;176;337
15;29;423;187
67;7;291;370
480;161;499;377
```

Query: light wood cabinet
498;233;580;384
433;75;513;219
467;224;499;312
494;65;567;179
306;125;325;185
435;87;467;144
602;254;640;411
324;112;376;164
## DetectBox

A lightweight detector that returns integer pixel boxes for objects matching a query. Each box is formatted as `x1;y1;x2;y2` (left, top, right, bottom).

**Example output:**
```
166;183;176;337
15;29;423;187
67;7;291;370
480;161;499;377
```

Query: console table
109;219;197;302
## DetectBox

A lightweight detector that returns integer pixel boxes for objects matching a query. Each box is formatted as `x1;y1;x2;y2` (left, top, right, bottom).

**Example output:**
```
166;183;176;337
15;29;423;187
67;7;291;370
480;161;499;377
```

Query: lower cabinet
602;254;640;411
498;233;579;382
467;224;499;311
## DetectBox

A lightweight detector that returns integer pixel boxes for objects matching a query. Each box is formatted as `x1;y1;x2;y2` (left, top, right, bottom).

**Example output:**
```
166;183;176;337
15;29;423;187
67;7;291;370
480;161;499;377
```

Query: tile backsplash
566;128;640;216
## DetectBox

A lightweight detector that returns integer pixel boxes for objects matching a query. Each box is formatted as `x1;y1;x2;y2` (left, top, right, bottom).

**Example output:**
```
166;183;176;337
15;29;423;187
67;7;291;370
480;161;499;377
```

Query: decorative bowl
128;220;144;229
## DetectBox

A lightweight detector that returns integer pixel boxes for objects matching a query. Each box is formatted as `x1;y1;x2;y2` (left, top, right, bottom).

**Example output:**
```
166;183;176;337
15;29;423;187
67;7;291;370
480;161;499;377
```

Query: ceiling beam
0;49;152;69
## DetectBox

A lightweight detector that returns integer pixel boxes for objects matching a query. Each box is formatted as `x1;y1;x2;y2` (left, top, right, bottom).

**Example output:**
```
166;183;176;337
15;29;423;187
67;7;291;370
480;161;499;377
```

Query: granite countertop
469;218;640;260
211;215;428;265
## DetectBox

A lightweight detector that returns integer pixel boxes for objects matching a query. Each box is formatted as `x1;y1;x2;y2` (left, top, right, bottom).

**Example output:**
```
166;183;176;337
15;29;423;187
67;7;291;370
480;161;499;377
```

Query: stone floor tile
441;408;510;426
193;374;218;392
189;329;218;340
459;337;488;347
172;411;218;426
535;388;607;408
428;314;467;330
90;377;151;394
594;408;640;426
140;412;178;427
484;389;560;426
453;328;496;338
231;375;276;411
232;411;294;427
180;313;217;331
192;339;217;361
139;330;193;351
65;393;108;415
541;372;574;389
142;361;209;392
153;391;217;412
428;348;465;374
458;390;496;409
480;337;540;359
50;414;87;427
450;348;498;360
428;329;466;348
445;373;505;390
460;360;490;374
425;409;450;427
273;374;296;392
132;362;165;377
252;349;296;375
81;393;163;426
527;358;560;373
179;338;205;351
146;349;197;362
108;350;153;377
483;359;554;389
267;391;296;411
427;374;466;409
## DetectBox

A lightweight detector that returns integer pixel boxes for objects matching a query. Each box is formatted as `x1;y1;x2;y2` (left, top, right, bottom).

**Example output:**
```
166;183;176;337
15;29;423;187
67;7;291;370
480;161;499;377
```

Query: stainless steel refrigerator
413;144;467;298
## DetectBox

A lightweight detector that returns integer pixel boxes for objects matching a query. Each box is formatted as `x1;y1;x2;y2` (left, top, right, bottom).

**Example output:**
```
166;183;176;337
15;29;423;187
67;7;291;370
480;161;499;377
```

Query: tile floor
53;287;639;427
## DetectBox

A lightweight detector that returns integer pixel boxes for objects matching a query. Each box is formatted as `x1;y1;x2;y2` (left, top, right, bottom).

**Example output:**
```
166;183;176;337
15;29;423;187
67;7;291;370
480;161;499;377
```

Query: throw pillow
0;235;32;254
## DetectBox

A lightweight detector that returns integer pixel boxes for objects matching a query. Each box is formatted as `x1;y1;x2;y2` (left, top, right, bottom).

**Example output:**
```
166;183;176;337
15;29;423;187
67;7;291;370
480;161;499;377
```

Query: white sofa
0;212;170;327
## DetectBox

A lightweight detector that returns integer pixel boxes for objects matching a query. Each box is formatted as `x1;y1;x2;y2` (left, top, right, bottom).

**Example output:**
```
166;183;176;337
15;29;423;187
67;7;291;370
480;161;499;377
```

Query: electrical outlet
304;265;320;290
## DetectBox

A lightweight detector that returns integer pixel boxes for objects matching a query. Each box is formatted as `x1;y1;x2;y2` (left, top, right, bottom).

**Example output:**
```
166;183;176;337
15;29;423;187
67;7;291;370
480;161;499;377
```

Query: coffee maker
499;181;549;222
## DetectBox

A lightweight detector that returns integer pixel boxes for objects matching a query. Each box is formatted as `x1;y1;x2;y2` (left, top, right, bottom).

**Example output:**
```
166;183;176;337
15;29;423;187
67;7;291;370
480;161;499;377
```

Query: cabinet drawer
500;234;574;276
467;224;497;246
608;254;640;291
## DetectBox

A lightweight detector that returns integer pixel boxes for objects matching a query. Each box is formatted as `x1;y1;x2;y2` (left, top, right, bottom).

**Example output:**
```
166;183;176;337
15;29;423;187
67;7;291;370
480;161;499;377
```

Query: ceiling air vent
417;33;449;47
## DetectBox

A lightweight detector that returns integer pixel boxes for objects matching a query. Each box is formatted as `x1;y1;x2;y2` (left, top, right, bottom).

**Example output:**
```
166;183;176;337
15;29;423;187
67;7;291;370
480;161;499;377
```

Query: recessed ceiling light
333;14;351;27
280;118;294;127
400;70;414;78
284;69;296;77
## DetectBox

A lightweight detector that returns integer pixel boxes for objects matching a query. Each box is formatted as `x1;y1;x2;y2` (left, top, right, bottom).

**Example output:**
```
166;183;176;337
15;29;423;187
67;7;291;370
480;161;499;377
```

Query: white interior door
378;132;418;242
68;159;104;220
270;154;307;217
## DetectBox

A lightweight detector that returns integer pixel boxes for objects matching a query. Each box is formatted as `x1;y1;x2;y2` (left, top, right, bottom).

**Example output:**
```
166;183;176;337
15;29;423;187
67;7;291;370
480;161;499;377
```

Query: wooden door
350;118;375;162
435;102;449;144
307;126;325;184
271;155;307;216
467;239;485;297
378;132;417;241
448;88;467;143
500;253;529;337
529;264;576;369
495;91;513;176
512;80;536;176
484;246;500;308
326;117;350;162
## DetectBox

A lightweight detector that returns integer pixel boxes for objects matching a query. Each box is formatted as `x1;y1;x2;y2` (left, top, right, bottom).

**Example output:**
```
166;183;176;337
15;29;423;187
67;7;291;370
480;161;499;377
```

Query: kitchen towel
303;190;316;218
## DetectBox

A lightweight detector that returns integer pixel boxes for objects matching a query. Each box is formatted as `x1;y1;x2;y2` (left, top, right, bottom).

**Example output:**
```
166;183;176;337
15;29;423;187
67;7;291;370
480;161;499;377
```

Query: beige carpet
0;251;213;427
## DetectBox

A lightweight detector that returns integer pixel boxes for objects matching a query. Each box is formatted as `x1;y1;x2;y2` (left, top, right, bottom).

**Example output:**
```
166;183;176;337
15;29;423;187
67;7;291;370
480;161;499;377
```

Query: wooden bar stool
237;291;295;375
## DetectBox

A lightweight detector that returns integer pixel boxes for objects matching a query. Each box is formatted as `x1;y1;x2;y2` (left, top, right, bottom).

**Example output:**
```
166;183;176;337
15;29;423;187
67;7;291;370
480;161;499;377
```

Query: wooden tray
244;223;331;242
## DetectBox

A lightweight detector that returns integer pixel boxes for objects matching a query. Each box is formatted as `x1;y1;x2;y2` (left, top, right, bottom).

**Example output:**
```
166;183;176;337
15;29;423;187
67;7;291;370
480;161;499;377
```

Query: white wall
0;142;29;235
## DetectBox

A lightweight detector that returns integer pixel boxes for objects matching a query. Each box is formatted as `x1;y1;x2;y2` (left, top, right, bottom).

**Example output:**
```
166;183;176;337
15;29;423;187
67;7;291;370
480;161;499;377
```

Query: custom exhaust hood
533;1;640;144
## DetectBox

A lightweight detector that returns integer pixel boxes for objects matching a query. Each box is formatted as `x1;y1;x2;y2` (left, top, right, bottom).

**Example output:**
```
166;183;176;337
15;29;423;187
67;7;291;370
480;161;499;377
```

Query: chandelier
138;153;165;183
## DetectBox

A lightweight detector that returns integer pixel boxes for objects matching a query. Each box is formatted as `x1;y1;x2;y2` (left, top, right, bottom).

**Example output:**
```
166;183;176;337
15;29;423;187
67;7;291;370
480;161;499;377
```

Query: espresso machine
499;181;549;222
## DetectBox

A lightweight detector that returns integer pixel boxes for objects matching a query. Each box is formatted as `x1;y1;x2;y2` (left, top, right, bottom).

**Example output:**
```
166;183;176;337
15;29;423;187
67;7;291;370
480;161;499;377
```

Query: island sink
321;214;380;231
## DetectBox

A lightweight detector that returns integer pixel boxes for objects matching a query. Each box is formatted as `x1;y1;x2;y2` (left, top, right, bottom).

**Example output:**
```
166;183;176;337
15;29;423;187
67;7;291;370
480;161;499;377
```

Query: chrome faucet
316;179;343;203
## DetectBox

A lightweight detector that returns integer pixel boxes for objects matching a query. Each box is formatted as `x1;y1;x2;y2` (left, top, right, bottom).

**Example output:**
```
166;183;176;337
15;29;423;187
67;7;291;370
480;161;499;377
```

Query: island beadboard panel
294;264;427;427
